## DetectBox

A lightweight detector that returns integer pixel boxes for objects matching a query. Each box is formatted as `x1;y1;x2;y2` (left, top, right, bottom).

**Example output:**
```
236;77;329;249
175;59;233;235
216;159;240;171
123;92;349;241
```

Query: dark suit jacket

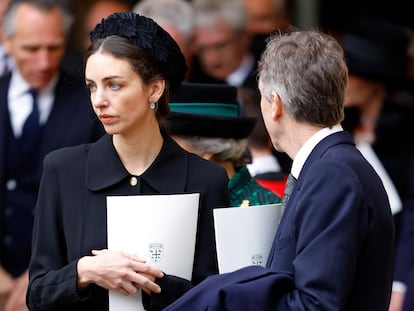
393;154;414;311
0;72;104;194
27;134;230;311
0;72;105;276
0;72;104;164
164;130;395;311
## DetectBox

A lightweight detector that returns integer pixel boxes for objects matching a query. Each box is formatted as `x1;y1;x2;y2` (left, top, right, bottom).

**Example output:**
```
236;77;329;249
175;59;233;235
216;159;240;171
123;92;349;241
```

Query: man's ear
270;90;283;121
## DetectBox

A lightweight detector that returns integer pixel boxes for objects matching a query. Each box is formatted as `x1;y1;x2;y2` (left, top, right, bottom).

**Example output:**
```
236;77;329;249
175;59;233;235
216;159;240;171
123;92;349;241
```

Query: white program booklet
106;193;200;311
214;203;282;274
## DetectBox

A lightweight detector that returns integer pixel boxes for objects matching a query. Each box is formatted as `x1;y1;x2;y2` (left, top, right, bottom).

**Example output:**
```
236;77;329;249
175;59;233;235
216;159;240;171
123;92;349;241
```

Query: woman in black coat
27;12;230;311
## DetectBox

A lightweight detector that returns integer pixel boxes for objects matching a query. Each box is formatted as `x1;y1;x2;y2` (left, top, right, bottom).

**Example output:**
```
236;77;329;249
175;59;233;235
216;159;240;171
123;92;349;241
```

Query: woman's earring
150;102;157;110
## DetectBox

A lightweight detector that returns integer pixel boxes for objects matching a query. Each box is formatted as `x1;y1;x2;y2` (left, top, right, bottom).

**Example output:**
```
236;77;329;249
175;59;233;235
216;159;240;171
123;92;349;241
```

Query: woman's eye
87;84;97;92
110;82;121;90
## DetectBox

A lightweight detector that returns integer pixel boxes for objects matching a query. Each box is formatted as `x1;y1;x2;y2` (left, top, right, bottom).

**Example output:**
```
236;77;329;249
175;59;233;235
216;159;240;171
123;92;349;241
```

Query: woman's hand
0;266;14;308
4;271;29;311
77;249;164;296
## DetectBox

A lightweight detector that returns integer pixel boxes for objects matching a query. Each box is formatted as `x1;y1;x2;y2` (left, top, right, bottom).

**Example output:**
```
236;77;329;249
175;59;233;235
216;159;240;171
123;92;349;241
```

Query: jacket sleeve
163;265;295;311
27;154;91;310
142;274;194;310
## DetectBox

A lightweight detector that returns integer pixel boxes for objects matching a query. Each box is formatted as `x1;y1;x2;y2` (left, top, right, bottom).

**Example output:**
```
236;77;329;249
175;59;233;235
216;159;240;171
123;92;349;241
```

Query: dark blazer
0;72;104;190
0;73;104;164
164;130;395;311
393;154;414;311
0;72;105;276
27;134;230;311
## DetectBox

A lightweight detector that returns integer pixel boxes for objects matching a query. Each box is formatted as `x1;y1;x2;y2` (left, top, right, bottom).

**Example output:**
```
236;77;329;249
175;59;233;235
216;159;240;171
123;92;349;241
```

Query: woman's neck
113;128;164;176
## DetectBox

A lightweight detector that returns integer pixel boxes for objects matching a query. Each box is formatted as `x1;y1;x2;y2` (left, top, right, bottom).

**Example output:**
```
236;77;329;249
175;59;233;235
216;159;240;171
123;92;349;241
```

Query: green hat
167;83;257;139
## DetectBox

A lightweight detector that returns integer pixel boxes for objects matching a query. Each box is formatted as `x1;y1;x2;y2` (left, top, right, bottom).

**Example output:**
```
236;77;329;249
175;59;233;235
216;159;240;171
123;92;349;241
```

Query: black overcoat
27;134;230;310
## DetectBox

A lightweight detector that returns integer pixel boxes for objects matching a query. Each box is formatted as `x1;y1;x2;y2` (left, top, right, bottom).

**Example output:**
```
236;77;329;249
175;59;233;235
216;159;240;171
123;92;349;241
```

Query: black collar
86;134;189;193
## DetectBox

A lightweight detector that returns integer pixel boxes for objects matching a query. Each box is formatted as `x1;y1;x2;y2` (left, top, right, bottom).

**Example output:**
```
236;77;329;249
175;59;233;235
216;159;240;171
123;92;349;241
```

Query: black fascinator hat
167;83;257;139
89;12;187;94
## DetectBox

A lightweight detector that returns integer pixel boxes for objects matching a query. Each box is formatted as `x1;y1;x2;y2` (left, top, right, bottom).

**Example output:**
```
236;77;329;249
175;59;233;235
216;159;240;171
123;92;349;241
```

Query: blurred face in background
193;19;249;80
243;0;282;35
344;74;385;111
82;0;130;50
4;3;66;89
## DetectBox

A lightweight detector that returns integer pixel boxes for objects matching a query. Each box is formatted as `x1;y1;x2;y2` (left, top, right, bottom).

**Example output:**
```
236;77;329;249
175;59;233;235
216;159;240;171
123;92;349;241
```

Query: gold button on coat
130;176;138;186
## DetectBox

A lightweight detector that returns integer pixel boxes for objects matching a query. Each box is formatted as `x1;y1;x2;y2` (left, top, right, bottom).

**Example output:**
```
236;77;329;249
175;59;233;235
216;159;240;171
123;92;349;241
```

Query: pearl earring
150;102;156;110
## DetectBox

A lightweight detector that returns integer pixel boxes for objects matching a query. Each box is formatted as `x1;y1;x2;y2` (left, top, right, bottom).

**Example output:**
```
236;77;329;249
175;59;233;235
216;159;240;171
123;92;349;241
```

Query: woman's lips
99;114;115;124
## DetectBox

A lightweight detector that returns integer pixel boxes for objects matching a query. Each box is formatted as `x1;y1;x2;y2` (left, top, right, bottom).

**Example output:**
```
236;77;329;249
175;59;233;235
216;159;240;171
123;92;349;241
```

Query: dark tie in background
20;88;40;152
1;53;11;76
281;173;297;216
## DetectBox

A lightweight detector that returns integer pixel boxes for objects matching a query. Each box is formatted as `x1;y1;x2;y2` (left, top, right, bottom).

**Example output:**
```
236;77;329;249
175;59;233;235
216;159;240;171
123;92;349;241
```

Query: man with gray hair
164;29;395;311
0;1;103;310
189;0;257;89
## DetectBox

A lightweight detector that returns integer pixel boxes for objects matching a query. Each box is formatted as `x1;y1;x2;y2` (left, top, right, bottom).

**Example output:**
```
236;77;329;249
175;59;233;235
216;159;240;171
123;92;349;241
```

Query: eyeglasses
196;38;239;56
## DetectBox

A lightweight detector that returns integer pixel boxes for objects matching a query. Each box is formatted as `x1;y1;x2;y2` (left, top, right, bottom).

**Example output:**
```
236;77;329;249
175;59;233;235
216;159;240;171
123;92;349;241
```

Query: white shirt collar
8;68;59;136
291;124;343;179
9;68;31;98
247;154;282;176
9;68;59;98
226;54;255;87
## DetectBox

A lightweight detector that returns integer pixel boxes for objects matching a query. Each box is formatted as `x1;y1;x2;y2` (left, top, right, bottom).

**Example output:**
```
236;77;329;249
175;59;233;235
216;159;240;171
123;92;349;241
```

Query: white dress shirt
291;125;343;179
226;54;255;87
7;68;57;138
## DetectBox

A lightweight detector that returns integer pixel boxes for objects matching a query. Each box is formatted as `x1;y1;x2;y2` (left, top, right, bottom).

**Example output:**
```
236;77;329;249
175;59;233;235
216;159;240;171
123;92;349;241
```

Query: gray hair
178;136;248;162
2;0;73;38
193;0;247;34
133;0;194;44
258;30;348;127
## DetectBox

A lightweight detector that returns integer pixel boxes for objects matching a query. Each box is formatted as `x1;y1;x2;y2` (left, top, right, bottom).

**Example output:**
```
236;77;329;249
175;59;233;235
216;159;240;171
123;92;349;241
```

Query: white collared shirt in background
247;154;282;177
226;54;255;87
7;68;58;138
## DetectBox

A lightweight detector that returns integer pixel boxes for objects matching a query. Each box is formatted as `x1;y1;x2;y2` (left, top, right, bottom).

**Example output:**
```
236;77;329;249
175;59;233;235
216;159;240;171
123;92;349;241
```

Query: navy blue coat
164;131;395;311
27;134;230;311
393;154;414;311
0;73;104;277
